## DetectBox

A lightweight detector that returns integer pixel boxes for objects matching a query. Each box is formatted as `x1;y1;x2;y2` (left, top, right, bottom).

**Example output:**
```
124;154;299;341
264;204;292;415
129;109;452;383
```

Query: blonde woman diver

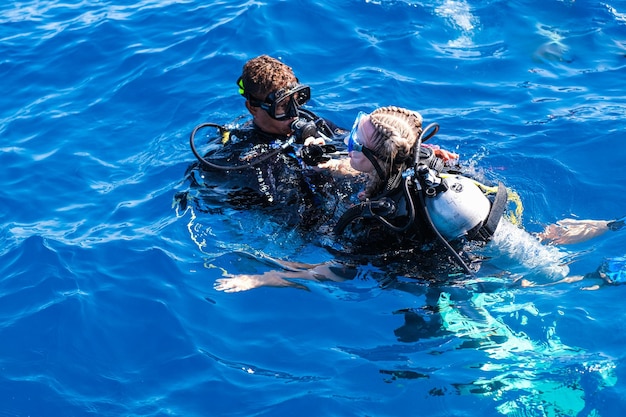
339;106;621;279
214;106;622;292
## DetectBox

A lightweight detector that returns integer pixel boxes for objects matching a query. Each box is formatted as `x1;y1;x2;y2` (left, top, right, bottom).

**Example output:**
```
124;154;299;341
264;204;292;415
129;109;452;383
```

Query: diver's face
349;116;376;173
247;101;295;135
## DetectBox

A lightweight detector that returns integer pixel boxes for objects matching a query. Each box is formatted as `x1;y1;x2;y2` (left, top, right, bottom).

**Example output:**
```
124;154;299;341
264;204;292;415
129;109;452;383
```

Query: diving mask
249;83;311;121
345;111;367;153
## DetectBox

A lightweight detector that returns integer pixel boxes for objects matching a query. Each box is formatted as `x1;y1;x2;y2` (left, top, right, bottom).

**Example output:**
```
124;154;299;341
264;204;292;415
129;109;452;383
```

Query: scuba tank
421;172;492;241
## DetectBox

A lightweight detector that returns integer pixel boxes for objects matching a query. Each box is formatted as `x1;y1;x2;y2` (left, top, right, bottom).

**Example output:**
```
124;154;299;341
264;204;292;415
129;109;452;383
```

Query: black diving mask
249;83;311;121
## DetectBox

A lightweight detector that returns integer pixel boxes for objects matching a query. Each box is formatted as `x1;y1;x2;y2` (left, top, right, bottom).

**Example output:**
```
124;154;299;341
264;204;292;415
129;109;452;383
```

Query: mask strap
362;147;387;182
237;77;247;97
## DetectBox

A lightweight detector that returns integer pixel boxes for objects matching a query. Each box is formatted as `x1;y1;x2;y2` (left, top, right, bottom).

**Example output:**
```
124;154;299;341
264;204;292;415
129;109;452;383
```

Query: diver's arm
432;148;459;162
214;271;309;292
214;261;354;293
422;144;459;163
301;136;360;177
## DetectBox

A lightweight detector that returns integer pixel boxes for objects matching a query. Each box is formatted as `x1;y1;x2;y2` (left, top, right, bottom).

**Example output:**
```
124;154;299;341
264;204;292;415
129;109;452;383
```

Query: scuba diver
336;106;626;279
184;54;355;229
213;106;625;292
334;106;564;278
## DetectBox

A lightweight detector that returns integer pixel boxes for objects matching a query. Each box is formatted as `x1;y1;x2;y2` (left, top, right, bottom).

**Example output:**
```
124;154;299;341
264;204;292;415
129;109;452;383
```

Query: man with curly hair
186;55;355;229
237;54;342;140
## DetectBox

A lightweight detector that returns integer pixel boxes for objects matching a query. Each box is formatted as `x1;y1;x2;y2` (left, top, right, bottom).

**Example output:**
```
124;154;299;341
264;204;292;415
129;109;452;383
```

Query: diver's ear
245;100;256;115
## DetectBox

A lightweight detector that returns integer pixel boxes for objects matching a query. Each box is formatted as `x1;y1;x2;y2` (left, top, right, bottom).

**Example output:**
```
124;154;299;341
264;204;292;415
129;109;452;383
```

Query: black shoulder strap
467;182;507;242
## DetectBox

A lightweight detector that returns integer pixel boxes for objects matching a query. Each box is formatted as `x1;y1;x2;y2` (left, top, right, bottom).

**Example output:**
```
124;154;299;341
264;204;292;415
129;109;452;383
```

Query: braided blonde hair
361;106;423;199
368;106;423;161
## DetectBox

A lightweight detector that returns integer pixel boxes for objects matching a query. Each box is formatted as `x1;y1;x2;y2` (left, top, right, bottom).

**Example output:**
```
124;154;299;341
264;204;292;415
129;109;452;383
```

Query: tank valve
417;164;447;196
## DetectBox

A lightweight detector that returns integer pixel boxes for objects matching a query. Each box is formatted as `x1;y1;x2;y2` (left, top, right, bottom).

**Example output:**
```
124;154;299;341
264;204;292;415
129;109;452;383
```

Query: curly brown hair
239;55;299;101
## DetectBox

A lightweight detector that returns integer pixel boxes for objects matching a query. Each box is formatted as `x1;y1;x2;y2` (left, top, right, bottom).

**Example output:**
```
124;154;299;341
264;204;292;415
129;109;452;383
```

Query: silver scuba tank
425;175;491;241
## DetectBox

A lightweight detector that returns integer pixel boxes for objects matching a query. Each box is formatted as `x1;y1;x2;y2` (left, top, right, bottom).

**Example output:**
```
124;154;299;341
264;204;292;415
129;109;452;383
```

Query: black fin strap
468;182;507;242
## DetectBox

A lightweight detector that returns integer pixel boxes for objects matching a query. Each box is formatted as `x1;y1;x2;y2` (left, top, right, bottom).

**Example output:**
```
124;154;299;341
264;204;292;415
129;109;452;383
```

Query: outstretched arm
214;260;357;293
215;270;310;292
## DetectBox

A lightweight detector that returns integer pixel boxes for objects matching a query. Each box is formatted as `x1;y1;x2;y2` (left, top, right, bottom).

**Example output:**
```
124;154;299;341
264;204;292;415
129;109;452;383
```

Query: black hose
414;123;439;168
334;177;416;235
411;122;473;275
416;184;473;275
371;177;415;233
189;122;286;171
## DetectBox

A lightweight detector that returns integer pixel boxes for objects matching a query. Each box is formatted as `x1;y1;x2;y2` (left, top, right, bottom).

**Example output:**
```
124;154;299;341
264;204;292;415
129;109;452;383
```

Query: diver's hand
214;272;309;293
301;137;328;167
303;136;326;146
315;158;360;176
214;275;264;292
314;159;339;172
434;148;459;161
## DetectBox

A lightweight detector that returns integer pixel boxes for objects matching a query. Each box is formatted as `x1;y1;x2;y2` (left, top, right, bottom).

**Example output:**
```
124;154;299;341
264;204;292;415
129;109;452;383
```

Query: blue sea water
2;0;626;416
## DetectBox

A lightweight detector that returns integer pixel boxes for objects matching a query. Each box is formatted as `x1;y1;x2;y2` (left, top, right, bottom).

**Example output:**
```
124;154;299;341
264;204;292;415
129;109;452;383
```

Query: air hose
189;122;290;171
333;176;416;235
412;123;474;275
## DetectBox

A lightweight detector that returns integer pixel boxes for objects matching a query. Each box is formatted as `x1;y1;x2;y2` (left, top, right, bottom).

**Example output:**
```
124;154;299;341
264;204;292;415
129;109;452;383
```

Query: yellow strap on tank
439;174;524;226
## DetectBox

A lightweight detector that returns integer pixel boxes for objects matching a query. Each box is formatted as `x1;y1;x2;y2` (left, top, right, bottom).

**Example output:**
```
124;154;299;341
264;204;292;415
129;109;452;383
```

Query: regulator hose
411;122;473;275
415;183;474;275
189;122;288;171
373;176;416;233
413;123;439;168
333;176;416;235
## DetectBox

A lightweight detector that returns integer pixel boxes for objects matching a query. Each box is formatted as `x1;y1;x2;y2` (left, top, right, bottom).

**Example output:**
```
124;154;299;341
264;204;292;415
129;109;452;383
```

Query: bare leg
537;219;611;245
